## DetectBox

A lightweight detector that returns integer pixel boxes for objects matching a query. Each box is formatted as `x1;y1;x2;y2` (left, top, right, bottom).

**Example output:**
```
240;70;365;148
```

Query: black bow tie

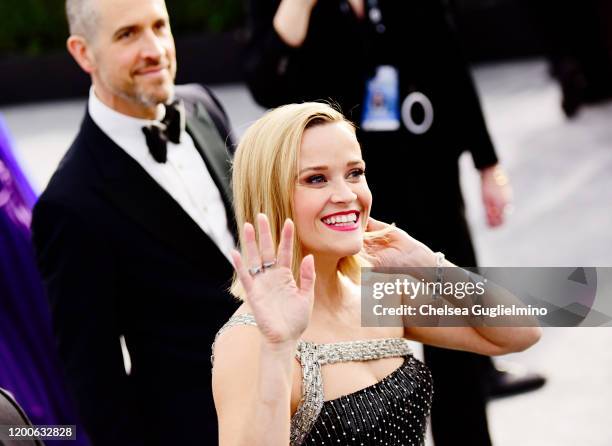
142;100;185;163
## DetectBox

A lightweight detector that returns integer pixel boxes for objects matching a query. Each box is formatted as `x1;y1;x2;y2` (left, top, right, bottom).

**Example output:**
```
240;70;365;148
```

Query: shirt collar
88;86;166;140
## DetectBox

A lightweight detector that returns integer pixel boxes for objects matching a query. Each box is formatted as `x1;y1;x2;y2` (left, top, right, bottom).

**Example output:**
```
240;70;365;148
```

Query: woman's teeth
322;213;358;225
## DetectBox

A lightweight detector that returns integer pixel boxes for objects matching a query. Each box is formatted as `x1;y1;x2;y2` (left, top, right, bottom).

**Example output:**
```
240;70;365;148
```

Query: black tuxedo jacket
32;85;240;445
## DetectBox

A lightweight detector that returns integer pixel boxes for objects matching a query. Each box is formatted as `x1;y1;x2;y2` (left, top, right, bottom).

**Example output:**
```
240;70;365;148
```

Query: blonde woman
212;102;540;446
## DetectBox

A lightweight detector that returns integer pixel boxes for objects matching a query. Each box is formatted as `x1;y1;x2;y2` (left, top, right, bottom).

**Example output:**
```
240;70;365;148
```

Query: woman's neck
311;255;348;312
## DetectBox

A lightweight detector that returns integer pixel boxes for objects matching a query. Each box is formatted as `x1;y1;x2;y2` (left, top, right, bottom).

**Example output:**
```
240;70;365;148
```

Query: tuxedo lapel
82;113;227;267
186;102;237;238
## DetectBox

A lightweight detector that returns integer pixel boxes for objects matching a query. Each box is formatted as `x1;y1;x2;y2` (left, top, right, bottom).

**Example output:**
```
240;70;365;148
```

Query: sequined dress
213;314;433;446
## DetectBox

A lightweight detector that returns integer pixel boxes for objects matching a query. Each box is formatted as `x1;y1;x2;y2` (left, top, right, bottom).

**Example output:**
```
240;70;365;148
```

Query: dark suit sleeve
244;0;300;107
32;198;144;446
435;0;499;169
454;64;499;170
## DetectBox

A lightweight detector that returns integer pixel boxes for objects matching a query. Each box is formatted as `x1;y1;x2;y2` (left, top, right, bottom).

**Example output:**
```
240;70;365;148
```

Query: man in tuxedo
31;0;239;444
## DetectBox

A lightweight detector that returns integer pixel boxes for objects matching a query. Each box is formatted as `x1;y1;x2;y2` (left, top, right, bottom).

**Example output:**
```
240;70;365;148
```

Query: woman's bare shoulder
214;303;258;360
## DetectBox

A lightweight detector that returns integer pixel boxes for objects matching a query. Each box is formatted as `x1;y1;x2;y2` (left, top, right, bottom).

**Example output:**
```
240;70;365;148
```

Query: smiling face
293;121;372;260
86;0;176;118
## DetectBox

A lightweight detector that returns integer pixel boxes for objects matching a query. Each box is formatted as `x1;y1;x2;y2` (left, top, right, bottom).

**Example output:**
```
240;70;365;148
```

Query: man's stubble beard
133;63;176;107
133;81;174;107
98;64;176;109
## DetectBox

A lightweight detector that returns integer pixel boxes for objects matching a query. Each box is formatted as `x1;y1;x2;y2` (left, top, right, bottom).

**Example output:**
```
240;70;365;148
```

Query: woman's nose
330;180;358;203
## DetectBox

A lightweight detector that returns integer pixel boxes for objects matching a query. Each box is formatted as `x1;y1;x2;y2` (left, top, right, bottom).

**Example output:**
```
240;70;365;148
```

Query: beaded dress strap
211;313;257;366
210;313;412;446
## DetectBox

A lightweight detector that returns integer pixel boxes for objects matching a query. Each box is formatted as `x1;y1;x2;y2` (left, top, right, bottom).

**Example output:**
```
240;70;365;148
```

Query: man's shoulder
37;116;105;209
176;84;228;122
48;140;93;184
176;83;234;149
175;83;219;104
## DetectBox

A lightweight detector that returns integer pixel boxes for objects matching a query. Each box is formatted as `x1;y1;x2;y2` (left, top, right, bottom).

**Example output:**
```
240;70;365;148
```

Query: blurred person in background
532;0;612;117
31;0;239;444
244;0;545;444
0;114;90;445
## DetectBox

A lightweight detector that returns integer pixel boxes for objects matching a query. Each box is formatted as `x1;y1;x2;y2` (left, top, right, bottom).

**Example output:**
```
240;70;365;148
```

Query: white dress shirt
88;88;235;263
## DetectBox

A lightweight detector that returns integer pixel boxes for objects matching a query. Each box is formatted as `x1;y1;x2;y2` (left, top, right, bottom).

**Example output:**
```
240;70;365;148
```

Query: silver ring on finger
262;259;277;270
249;264;263;277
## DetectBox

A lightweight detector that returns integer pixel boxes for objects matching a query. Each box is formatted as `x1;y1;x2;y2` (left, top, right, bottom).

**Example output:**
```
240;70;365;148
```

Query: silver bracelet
433;252;445;300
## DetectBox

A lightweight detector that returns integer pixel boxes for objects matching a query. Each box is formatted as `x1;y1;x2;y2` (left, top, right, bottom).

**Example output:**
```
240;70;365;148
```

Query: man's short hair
65;0;99;41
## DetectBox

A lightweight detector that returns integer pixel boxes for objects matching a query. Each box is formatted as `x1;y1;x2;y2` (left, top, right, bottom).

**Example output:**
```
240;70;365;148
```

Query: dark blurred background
1;0;612;110
0;0;566;104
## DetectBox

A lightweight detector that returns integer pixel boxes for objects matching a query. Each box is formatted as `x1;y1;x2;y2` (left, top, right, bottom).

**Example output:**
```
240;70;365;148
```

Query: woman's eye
348;168;365;179
306;174;326;184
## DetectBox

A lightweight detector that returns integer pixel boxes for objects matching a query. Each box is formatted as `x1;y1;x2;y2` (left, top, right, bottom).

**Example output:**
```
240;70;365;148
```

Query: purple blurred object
0;116;36;210
0;114;90;445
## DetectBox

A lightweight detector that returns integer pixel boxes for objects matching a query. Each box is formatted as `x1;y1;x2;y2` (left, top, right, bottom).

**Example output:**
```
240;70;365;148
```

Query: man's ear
67;35;95;74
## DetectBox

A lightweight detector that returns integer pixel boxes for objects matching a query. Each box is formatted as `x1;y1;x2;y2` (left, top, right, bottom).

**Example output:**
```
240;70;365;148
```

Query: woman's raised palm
231;214;315;346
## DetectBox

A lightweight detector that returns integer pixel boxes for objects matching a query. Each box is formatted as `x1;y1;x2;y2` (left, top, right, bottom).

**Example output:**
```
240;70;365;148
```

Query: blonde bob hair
230;102;390;299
